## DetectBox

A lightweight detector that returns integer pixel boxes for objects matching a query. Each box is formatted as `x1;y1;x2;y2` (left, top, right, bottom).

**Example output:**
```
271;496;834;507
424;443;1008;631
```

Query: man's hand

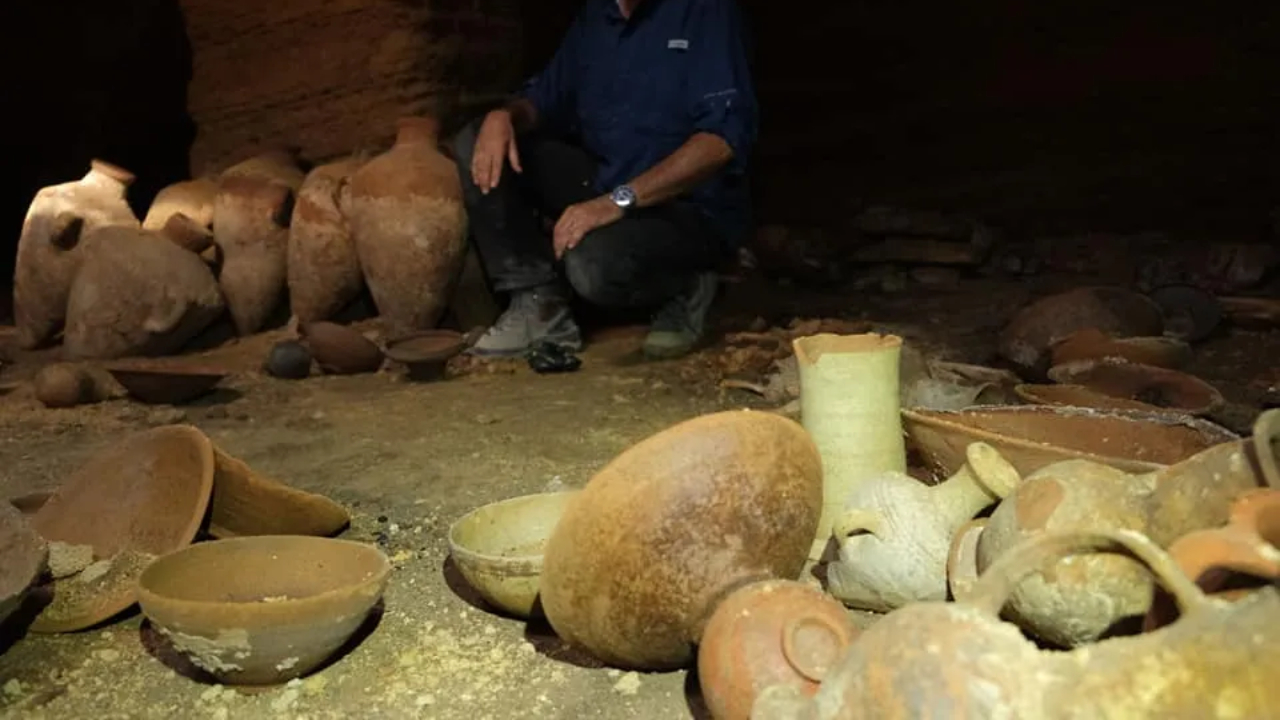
471;109;523;194
553;196;624;259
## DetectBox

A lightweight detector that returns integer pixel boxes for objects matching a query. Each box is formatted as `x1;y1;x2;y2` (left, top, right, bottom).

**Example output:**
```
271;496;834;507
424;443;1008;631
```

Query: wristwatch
609;185;638;212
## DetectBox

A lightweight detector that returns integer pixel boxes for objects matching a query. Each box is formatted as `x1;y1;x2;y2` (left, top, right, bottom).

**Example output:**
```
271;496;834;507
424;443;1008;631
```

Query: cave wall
182;0;522;175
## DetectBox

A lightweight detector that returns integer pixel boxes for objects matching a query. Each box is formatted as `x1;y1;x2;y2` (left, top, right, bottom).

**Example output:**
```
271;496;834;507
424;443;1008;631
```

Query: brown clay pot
28;425;216;632
213;150;305;335
539;410;824;670
299;321;383;375
14;159;141;350
1047;358;1224;416
997;286;1165;375
0;502;48;625
903;405;1238;480
697;579;858;720
345;117;468;334
142;177;218;232
1146;488;1280;630
162;212;216;254
752;529;1280;720
1048;327;1191;369
288;157;366;324
136;535;389;686
62;225;226;360
208;446;351;538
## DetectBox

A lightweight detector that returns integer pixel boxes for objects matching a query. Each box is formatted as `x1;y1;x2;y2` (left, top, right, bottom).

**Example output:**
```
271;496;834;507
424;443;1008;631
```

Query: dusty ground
0;273;1275;720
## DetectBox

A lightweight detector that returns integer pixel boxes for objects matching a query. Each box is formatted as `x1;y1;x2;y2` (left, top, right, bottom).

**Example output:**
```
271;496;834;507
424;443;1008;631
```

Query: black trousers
449;120;729;309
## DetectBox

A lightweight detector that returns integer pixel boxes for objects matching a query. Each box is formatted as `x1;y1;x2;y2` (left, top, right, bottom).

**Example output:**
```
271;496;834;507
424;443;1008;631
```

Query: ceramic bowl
105;359;228;404
137;536;390;686
448;491;580;619
384;330;467;381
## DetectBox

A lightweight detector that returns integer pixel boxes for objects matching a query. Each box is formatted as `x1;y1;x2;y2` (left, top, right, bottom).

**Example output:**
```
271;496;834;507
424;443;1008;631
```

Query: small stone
93;649;120;662
474;414;499;425
78;558;114;584
415;694;436;707
3;679;23;697
200;685;222;702
211;707;229;720
270;688;299;712
204;406;229;420
613;672;642;696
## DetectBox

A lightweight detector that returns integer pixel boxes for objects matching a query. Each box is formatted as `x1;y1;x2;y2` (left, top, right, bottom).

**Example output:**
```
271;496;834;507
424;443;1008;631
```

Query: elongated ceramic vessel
345;116;468;334
793;333;905;561
288;157;366;324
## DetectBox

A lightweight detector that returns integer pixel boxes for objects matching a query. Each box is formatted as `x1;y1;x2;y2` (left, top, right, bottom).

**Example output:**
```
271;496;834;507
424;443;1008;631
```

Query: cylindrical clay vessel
343;116;468;334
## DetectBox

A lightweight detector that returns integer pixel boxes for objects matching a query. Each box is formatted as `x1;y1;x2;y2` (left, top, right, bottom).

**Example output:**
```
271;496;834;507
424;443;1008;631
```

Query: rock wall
181;0;522;175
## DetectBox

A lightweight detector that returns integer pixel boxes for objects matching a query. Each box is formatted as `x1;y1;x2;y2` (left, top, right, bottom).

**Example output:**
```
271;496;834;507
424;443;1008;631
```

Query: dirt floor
0;272;1276;719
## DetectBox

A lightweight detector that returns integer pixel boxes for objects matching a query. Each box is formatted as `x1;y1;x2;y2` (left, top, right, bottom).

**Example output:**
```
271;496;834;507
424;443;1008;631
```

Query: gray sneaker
642;272;718;359
469;286;583;357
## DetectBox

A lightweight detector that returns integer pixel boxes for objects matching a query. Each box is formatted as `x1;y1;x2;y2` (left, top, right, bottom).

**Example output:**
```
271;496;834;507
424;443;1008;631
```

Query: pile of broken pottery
443;291;1278;719
1;425;387;687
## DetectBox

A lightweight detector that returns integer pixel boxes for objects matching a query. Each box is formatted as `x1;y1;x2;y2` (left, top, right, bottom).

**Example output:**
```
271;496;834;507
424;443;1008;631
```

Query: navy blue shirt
520;0;758;249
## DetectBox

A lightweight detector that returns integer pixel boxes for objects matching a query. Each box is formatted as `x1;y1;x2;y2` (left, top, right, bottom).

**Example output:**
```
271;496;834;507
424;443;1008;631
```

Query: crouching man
451;0;758;359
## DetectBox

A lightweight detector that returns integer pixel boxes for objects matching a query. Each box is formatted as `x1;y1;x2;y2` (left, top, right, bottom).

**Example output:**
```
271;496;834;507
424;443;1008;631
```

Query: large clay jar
142;177;218;231
826;441;1021;612
14;159;141;349
540;410;824;670
212;149;305;335
62;225;226;360
698;579;858;720
287;157;366;324
751;529;1280;720
345;116;468;334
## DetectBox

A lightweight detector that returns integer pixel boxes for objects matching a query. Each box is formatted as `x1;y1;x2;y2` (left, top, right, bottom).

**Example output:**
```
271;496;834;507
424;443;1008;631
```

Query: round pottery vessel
34;363;96;408
902;405;1238;479
143;178;218;232
384;330;467;381
344;116;469;334
540;410;824;670
697;579;858;720
29;425;216;632
105;359;228;404
137;535;390;686
266;341;313;379
998;286;1165;375
1147;284;1222;342
448;491;580;619
299;322;383;375
0;502;49;625
1047;358;1224;416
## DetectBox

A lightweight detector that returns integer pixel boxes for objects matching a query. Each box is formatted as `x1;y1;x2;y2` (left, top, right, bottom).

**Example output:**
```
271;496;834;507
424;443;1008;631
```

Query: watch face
612;185;636;207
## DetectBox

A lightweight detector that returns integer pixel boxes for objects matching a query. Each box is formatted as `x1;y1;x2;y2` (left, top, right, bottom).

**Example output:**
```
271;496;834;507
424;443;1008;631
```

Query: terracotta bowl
1047;358;1225;416
1014;383;1169;413
28;425;216;633
902;405;1238;480
105;359;228;404
448;491;580;619
384;330;467;381
137;536;390;686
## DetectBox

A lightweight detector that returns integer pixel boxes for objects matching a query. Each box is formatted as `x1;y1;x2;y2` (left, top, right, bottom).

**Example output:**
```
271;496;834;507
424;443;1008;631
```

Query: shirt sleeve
686;0;758;175
518;15;584;133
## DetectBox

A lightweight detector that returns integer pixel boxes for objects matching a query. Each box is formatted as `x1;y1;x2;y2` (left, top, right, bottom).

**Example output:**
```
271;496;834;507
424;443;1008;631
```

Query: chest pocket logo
667;39;689;51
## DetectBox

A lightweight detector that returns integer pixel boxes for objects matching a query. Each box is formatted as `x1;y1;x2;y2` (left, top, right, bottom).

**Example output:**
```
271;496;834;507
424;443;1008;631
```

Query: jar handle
1253;408;1280;490
967;529;1211;619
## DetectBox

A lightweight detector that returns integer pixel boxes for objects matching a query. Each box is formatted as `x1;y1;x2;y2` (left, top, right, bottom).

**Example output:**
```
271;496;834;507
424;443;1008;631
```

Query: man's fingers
508;140;523;174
